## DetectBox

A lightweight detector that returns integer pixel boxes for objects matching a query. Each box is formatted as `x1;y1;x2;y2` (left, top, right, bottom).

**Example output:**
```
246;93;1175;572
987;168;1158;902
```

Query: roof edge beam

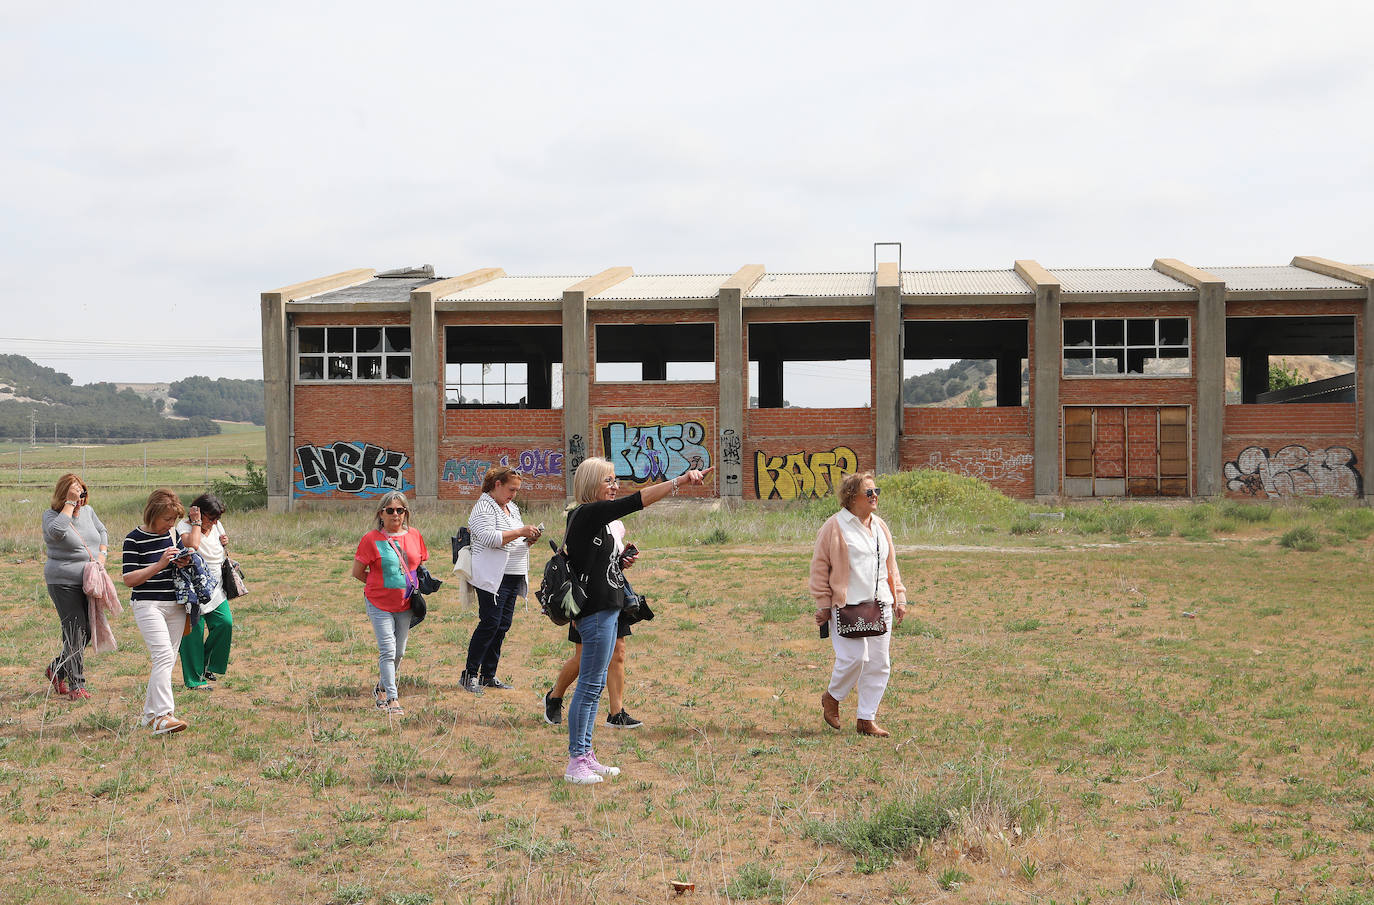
1292;256;1374;287
571;266;634;297
721;265;764;293
426;267;507;300
1013;259;1059;290
876;262;900;290
266;268;375;302
1152;258;1224;288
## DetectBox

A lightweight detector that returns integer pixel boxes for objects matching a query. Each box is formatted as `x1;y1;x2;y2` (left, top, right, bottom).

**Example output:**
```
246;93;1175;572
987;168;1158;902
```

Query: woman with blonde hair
41;473;108;699
810;472;907;737
351;490;428;716
461;465;541;694
123;488;190;735
559;457;710;784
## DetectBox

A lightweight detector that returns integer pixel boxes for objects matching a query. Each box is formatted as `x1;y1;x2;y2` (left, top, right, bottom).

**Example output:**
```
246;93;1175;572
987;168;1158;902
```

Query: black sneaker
543;690;563;725
606;709;642;729
481;676;514;690
203;672;218;682
459;671;484;695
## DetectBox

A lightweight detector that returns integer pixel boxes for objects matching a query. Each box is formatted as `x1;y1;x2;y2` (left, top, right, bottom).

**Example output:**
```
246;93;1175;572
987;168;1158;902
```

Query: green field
1;470;1373;903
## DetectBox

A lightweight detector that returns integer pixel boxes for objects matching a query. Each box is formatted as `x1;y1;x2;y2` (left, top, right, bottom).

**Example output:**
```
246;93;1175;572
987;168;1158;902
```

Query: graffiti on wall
755;445;859;500
721;428;742;491
441;446;565;491
295;441;413;497
1224;445;1362;498
602;420;711;484
927;448;1033;483
568;434;586;476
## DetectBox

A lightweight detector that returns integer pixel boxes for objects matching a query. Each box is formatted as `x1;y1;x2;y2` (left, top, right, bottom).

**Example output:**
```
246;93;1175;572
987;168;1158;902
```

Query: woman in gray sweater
41;473;108;699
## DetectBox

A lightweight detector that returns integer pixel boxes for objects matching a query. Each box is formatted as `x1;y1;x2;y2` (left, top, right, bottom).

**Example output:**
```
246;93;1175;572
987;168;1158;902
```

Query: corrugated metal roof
1202;266;1362;291
746;272;874;298
1050;268;1192;294
594;274;731;300
902;270;1031;295
301;276;439;303
443;276;584;301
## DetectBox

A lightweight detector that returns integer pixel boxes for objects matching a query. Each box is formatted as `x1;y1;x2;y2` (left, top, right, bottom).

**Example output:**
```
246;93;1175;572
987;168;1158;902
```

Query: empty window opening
1225;316;1355;404
1063;317;1189;377
904;320;1028;407
297;326;411;382
595;324;714;382
444;326;562;408
748;322;870;408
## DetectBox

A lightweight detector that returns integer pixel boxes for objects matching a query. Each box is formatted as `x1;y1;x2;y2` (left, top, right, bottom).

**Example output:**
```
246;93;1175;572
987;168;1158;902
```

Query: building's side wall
290;312;416;502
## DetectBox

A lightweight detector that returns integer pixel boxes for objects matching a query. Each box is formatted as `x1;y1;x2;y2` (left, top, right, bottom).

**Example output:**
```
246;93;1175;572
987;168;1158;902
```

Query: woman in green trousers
177;492;234;689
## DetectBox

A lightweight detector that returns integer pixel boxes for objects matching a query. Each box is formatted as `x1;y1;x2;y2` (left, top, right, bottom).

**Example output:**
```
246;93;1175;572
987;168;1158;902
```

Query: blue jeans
366;601;411;700
567;607;619;758
466;573;521;678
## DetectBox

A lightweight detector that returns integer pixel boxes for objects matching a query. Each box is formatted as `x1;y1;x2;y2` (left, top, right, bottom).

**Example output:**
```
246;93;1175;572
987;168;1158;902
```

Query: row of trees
169;376;265;424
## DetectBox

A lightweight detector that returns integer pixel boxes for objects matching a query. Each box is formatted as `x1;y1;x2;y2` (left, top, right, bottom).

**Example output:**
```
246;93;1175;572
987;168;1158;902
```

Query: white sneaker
564;755;603;785
584;750;620;777
149;714;188;736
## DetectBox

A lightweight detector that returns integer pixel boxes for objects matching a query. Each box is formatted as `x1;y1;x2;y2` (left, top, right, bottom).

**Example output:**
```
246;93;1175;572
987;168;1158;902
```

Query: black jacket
564;492;644;619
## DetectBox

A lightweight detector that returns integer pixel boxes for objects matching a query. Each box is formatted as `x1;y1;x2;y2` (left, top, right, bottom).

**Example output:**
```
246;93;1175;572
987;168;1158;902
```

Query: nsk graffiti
755;446;859;500
1224;445;1362;498
603;421;711;484
442;448;564;486
927;448;1033;483
295;442;413;497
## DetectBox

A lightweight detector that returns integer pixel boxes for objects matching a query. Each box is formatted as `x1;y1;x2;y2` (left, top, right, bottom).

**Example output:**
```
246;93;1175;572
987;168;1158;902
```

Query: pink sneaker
563;754;603;785
585;750;620;778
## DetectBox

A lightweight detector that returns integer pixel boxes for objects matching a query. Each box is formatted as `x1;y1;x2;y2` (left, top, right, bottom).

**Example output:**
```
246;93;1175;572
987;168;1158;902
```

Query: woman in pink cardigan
810;472;907;737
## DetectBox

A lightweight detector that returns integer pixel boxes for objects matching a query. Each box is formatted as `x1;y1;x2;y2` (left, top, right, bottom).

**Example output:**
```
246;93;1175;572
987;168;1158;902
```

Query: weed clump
210;456;267;510
1279;525;1322;552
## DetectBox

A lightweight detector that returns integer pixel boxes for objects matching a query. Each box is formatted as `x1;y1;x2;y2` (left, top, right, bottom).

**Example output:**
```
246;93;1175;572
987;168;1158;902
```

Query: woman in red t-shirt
351;491;427;716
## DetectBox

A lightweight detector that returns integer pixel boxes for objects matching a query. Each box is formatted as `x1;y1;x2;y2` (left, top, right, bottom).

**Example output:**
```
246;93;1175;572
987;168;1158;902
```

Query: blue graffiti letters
603;420;711;484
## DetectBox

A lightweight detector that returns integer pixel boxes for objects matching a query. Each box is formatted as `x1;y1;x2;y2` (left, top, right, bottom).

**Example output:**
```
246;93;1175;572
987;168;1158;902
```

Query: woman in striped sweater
461;466;541;694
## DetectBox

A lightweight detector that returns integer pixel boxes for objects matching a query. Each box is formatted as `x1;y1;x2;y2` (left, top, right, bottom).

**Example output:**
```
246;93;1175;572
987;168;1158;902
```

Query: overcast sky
2;1;1371;387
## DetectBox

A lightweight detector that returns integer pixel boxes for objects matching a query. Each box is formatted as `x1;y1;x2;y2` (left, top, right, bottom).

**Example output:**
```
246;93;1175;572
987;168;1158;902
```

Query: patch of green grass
1279;525;1322;551
724;862;786;901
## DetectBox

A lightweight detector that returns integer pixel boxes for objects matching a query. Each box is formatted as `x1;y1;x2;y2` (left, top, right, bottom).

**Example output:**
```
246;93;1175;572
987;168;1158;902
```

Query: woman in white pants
122;489;190;735
809;472;907;737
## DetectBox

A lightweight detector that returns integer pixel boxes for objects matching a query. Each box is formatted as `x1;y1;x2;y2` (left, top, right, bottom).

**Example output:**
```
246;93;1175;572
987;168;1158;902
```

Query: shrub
1279;525;1322;552
210;456;268;510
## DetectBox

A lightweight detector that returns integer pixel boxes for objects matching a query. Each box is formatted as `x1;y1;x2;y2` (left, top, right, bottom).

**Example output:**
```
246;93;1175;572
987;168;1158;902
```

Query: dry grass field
1;451;1372;904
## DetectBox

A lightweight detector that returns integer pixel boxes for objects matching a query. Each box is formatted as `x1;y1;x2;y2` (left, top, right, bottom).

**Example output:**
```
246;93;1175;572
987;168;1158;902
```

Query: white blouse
836;507;893;606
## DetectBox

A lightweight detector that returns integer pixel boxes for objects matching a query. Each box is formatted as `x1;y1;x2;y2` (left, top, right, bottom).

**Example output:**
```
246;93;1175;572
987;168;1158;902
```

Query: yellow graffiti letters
755;446;859;500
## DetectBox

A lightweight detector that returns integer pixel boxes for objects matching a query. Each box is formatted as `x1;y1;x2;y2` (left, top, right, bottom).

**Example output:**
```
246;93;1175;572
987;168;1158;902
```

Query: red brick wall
589;404;717;498
901;408;1034;498
745;408;875;500
438;410;565;501
292;384;415;501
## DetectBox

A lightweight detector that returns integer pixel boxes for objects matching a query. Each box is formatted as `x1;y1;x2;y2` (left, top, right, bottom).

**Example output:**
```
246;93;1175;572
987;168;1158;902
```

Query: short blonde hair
838;471;875;511
142;489;185;526
51;473;86;511
572;457;616;505
373;490;410;531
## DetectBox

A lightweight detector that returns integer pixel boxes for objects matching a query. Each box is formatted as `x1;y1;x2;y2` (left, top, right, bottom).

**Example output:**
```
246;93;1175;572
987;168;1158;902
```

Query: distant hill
0;355;219;442
169;376;265;425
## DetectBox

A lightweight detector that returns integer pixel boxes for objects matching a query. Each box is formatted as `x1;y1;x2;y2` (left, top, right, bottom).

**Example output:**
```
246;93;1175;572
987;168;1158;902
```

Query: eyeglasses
382;507;408;515
864;488;881;499
602;477;620;485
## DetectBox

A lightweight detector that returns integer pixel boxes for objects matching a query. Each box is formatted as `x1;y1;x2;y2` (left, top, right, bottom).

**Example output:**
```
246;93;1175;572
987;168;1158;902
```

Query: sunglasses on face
383;507;408;515
864;488;881;499
78;491;88;500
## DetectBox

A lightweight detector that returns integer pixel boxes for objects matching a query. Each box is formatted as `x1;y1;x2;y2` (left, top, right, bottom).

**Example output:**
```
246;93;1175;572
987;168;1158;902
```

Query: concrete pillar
1292;256;1374;500
874;262;902;475
260;268;374;512
562;267;633;496
1015;260;1062;499
718;266;763;499
1154;259;1226;496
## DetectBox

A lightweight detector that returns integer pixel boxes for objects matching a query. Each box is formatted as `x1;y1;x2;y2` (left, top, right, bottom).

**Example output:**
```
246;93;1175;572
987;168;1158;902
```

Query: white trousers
132;599;186;723
827;604;892;721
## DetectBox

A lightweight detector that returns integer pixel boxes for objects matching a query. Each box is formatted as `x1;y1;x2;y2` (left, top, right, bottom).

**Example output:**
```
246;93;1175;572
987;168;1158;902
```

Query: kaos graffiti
1224;445;1362;498
295;442;413;497
755;446;859;500
442;446;564;490
602;420;711;484
927;448;1033;483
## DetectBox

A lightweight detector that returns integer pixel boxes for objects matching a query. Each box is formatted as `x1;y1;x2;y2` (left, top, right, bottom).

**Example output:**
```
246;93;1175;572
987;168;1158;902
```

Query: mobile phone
819;622;830;639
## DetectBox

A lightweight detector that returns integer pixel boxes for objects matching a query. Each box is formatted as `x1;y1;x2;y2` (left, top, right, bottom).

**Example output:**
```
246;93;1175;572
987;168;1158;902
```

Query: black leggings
47;583;90;688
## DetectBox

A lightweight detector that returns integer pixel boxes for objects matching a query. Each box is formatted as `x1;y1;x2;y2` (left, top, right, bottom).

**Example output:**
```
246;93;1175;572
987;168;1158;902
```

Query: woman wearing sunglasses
809;472;907;737
352;491;428;716
41;473;108;699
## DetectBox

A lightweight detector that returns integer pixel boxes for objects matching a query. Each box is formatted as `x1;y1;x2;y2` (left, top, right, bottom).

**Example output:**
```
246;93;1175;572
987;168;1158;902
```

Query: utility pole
29;410;36;447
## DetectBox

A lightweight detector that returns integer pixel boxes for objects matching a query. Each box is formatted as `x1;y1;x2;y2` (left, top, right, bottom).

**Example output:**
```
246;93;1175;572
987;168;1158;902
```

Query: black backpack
535;509;587;626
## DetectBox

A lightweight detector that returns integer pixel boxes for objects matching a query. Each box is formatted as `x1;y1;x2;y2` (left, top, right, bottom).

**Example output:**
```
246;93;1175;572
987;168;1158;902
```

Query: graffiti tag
603;420;711;484
568;434;586;475
755;445;859;500
927;448;1033;483
442;447;564;486
1224;445;1362;498
295;441;413;497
